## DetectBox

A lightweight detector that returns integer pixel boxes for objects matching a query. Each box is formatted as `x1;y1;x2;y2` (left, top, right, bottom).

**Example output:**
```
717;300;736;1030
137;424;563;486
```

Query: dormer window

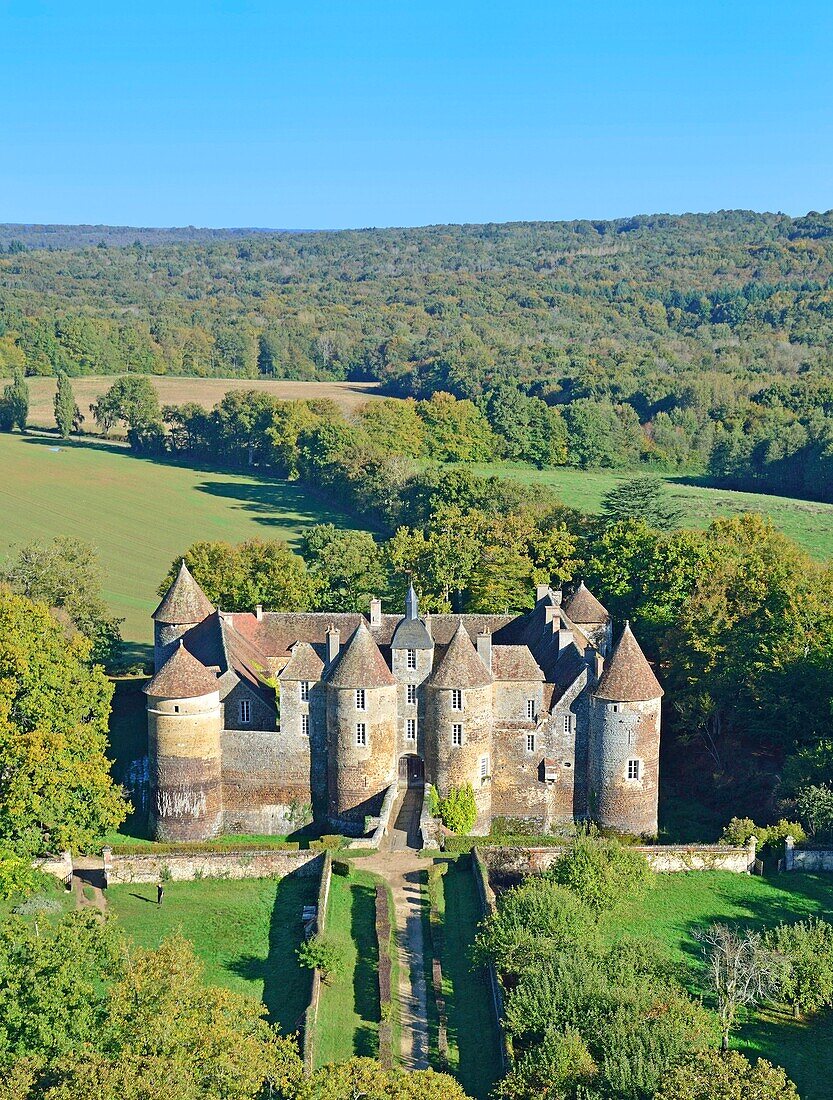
300;681;311;702
356;688;366;711
451;689;462;710
406;649;417;670
240;699;251;724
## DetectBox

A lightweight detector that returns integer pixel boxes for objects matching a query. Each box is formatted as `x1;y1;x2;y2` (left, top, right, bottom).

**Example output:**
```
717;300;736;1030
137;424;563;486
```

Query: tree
767;918;833;1019
302;525;386;612
600;475;682;530
795;784;833;838
655;1049;799;1100
547;833;652;914
437;784;477;834
297;934;346;984
490;1028;597;1100
0;591;128;856
310;1058;469;1100
417;391;500;462
91;376;161;437
1;537;124;666
0;369;29;432
695;924;782;1050
53;374;83;438
358;397;425;458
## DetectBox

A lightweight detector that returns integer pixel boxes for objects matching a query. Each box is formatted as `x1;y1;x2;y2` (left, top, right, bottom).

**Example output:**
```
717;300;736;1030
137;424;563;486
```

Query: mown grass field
25;375;382;432
470;461;833;560
0;433;360;656
599;871;833;1100
313;868;381;1068
106;875;317;1036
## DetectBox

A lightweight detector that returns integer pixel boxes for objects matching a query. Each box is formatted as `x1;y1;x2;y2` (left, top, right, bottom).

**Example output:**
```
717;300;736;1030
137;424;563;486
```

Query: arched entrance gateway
398;753;425;788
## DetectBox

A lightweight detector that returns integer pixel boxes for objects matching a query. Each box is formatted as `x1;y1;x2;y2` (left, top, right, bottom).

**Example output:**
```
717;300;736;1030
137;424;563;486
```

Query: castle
145;563;663;841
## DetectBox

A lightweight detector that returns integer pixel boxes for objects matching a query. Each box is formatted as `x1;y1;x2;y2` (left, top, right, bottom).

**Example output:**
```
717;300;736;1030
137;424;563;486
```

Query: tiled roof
563;581;608;625
491;645;545;682
326;622;396;688
430;621;493;689
144;641;219;699
280;642;326;681
594;622;664;702
152;561;214;625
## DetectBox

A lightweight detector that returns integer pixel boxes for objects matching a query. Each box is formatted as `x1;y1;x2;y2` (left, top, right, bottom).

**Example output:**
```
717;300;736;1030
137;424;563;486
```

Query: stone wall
220;727;313;835
103;846;323;885
471;848;509;1073
480;840;756;876
590;696;660;835
785;837;833;871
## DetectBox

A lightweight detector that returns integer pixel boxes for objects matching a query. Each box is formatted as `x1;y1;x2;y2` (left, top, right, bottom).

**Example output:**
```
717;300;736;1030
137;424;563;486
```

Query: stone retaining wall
471;848;509;1072
481;839;756;877
785;836;833;871
303;851;332;1071
102;846;322;885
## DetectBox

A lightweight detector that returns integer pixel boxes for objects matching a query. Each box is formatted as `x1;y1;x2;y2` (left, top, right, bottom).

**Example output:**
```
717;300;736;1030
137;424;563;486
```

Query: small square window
356;722;367;747
406;649;417;670
407;684;417;705
406;718;416;741
240;698;251;724
612;703;620;713
301;714;309;736
300;681;311;702
356;688;366;711
173;705;180;714
452;723;463;747
526;699;535;720
526;732;535;753
451;689;462;710
627;759;641;781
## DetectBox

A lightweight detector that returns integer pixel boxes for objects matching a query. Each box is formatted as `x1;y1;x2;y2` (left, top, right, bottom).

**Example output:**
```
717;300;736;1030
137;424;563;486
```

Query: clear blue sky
2;0;832;229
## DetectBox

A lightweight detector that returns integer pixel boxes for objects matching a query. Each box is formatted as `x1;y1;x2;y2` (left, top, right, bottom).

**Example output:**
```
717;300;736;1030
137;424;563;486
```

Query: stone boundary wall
471;848;509;1073
348;783;398;850
35;851;73;885
303;851;332;1072
375;882;395;1069
785;836;833;871
102;846;322;885
420;792;441;850
481;840;756;877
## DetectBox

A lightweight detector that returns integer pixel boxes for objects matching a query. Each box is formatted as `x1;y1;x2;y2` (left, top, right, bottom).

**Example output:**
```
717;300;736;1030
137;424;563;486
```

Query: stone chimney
255;604;263;622
556;627;574;653
326;624;340;664
585;645;604;683
477;630;492;671
552;587;563;606
370;597;382;630
536;583;551;603
545;604;559;625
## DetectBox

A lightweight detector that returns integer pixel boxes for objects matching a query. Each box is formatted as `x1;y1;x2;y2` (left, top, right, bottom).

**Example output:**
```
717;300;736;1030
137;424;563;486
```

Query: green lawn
0;433;360;658
600;871;833;1100
469;461;833;561
106;874;317;1036
436;856;503;1100
314;868;381;1067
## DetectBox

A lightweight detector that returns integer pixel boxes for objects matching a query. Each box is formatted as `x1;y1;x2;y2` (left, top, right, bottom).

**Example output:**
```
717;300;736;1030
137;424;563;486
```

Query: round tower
325;622;397;832
145;641;223;840
589;622;663;836
152;560;215;670
425;621;494;831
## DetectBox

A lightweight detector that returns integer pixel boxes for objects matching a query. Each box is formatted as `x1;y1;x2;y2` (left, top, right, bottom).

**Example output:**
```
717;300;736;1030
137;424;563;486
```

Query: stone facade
146;568;664;840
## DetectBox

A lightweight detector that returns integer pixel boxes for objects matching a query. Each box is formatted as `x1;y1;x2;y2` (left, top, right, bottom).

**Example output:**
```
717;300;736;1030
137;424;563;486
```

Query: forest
3;211;833;498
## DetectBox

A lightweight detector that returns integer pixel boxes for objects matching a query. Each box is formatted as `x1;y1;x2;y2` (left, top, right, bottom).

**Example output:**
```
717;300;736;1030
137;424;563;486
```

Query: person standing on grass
157;881;164;906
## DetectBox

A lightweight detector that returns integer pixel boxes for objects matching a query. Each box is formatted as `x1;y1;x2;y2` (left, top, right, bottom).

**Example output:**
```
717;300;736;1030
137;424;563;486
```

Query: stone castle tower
146;566;663;840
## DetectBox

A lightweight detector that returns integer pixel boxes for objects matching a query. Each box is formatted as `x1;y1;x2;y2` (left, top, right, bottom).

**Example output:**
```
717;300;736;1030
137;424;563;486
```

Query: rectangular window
526;732;535;753
526;699;535;720
406;684;417;705
240;698;251;724
480;754;490;779
300;681;310;702
452;723;463;747
301;714;309;736
451;689;462;710
563;714;572;734
356;688;366;711
356;723;367;747
406;649;417;670
406;718;416;741
627;759;641;781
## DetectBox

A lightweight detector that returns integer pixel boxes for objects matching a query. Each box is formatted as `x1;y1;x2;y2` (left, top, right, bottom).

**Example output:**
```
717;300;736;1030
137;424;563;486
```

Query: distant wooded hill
3;210;833;500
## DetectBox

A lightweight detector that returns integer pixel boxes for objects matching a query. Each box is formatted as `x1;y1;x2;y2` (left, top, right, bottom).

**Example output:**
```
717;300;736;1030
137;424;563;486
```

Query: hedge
109;838;301;856
443;834;568;854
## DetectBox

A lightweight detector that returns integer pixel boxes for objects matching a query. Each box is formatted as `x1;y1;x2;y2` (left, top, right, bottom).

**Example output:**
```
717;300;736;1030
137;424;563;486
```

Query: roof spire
152;560;214;625
405;582;418;621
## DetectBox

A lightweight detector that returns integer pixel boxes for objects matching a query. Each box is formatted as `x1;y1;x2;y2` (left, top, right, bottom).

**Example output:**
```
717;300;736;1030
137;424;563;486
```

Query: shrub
427;784;441;817
766;917;833;1018
719;816;805;852
297;934;345;983
762;818;806;853
795;784;833;837
332;858;352;877
548;833;652;914
437;784;477;835
656;1049;799;1100
719;816;758;847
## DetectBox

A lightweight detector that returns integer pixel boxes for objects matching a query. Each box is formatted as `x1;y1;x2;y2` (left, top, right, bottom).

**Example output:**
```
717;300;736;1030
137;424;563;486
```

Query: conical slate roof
594;622;663;702
280;642;325;682
563;581;608;625
327;621;396;688
430;621;493;689
153;561;214;625
144;641;219;699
